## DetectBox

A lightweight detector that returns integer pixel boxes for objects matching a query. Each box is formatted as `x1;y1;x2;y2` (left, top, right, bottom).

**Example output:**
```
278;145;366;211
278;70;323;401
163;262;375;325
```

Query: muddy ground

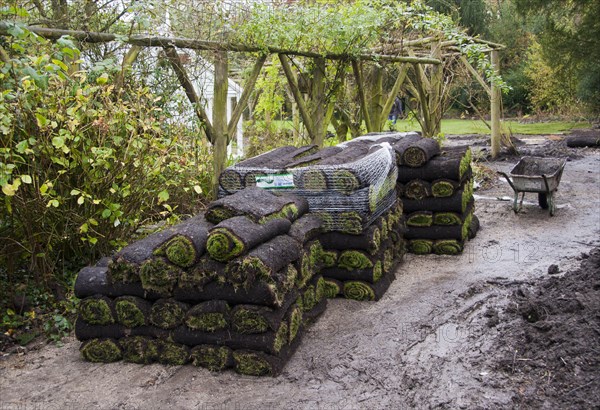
1;135;599;409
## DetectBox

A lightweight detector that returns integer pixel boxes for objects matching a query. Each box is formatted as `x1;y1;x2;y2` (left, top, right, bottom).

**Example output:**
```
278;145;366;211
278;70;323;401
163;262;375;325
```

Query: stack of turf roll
394;142;478;256
217;140;400;234
74;187;328;376
317;198;406;301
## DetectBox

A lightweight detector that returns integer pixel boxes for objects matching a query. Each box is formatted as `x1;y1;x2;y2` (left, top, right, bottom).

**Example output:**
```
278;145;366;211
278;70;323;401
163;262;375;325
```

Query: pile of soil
492;247;600;408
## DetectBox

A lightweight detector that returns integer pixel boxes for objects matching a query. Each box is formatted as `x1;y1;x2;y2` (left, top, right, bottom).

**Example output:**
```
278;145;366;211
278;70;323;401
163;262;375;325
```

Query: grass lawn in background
389;118;592;135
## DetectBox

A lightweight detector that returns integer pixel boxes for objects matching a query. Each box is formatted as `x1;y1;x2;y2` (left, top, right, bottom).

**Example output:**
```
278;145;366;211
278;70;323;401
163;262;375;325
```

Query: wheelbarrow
498;156;567;216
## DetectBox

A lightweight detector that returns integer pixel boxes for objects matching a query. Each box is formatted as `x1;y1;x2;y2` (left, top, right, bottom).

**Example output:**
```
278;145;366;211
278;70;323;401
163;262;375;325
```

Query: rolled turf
287;214;323;244
342;270;396;301
80;338;122;363
185;300;230;332
173;321;291;356
78;295;114;325
107;225;181;284
120;336;158;364
232;333;303;377
408;239;433;255
155;339;190;365
403;179;432;200
296;169;328;191
431;179;460;198
231;289;298;334
397;147;472;183
174;265;297;308
225;235;301;287
404;211;473;241
401;138;440;168
74;266;163;301
318;224;381;255
321;261;383;283
206;216;291;262
139;257;183;296
114;296;151;328
322;278;343;298
432;239;465;255
406;211;433;227
205;187;308;224
191;345;233;371
178;256;225;290
402;181;473;214
390;134;424;165
152;215;213;268
150;298;189;330
337;249;375;271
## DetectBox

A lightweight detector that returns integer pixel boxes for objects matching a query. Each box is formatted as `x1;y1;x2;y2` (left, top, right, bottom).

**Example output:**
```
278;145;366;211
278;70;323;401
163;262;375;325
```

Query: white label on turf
256;173;295;189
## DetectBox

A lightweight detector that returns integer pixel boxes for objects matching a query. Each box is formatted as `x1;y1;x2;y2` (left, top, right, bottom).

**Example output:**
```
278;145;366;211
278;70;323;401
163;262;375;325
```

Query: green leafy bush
0;27;210;286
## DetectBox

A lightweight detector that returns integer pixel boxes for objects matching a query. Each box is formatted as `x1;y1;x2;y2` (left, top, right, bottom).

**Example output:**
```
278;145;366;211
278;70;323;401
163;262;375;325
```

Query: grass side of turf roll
206;217;291;262
80;338;122;363
79;295;114;325
114;296;150;328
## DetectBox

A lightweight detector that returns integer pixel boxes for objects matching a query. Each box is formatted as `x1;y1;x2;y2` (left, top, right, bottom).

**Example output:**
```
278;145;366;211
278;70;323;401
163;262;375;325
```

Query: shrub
0;28;210;287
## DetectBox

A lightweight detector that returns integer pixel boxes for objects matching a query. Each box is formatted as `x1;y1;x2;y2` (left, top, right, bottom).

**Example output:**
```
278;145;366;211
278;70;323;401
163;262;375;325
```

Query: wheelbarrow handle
497;171;517;193
541;174;551;193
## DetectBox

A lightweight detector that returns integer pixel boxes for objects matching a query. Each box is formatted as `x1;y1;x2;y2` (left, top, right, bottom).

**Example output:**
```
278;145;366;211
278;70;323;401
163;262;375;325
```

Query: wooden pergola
0;21;505;194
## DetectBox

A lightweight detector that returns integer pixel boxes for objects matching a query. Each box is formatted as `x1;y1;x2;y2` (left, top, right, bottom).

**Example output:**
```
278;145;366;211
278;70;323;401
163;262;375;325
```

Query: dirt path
1;141;598;409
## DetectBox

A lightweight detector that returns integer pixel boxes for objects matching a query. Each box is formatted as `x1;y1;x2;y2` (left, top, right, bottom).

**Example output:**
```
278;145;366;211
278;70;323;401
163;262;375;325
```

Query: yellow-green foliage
81;339;122;363
0;30;210;284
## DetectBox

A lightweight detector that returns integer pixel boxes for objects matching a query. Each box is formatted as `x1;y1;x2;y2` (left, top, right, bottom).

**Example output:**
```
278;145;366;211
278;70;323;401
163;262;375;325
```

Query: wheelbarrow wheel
538;193;549;209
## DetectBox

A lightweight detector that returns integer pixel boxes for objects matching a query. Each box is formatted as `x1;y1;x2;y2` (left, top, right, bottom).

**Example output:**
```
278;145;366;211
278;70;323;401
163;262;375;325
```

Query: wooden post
212;50;228;198
490;50;501;158
352;60;373;132
311;57;326;147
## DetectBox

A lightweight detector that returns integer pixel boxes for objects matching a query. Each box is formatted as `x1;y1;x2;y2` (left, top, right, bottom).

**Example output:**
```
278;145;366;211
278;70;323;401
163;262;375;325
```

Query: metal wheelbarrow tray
498;156;567;216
